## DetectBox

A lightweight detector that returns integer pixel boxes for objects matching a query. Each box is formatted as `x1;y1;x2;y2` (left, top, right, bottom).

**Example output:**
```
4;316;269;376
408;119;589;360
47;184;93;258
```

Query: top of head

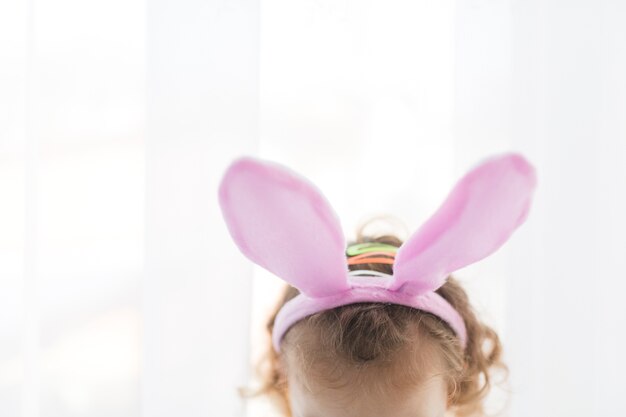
217;152;537;350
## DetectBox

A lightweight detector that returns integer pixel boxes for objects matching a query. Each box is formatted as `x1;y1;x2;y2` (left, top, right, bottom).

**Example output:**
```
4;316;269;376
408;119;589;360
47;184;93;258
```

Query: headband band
218;153;537;353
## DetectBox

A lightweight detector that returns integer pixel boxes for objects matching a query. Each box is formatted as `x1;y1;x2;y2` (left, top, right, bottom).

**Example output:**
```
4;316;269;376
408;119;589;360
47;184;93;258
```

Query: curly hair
238;217;510;417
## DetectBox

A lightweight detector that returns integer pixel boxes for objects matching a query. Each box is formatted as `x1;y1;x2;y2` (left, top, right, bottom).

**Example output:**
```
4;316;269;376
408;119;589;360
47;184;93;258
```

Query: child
218;153;537;417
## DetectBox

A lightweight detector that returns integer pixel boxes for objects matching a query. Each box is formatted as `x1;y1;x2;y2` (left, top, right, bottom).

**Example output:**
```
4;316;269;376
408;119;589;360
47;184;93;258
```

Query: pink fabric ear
218;156;350;298
388;153;537;296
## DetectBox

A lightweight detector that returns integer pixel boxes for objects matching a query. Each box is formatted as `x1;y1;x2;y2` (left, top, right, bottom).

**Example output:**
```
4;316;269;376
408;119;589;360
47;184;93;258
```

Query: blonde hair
238;217;509;417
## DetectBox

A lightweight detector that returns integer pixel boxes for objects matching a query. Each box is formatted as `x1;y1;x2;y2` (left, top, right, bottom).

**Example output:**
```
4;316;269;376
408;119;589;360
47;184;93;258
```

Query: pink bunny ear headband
217;152;537;353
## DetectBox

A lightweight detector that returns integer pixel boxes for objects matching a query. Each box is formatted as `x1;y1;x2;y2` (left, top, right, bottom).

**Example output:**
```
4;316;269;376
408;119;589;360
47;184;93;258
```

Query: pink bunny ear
388;153;537;296
218;156;350;298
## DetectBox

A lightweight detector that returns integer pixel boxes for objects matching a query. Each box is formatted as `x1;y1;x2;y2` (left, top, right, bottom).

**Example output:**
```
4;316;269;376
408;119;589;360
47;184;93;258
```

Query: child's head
240;227;508;417
220;153;536;417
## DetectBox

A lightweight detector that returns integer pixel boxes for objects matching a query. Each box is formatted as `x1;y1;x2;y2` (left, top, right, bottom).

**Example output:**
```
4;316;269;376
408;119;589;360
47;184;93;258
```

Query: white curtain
2;1;625;417
1;0;257;416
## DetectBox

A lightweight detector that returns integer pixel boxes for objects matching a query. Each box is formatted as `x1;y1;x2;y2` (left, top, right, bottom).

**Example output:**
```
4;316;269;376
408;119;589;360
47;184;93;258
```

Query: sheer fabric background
1;1;624;416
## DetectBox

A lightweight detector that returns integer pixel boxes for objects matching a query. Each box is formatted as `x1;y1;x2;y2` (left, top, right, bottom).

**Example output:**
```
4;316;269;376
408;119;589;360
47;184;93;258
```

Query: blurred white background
1;0;625;417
